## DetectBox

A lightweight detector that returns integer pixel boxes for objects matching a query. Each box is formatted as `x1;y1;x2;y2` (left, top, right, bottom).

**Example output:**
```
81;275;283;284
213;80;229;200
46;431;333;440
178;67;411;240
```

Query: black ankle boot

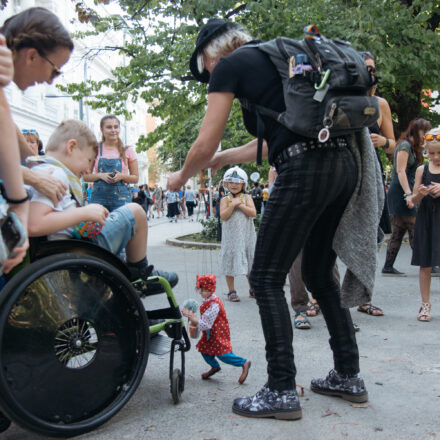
311;369;368;403
232;385;302;420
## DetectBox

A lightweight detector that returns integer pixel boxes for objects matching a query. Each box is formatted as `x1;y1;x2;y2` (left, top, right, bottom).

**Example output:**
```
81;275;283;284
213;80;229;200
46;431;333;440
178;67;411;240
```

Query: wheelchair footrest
149;333;172;355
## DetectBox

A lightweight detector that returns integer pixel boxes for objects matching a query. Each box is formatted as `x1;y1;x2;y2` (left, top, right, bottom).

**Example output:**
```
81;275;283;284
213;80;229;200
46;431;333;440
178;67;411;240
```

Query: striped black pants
249;147;360;392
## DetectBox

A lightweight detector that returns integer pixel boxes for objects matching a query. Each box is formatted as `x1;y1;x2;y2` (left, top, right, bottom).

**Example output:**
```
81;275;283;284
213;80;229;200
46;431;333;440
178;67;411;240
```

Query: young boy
182;274;251;383
27;119;177;288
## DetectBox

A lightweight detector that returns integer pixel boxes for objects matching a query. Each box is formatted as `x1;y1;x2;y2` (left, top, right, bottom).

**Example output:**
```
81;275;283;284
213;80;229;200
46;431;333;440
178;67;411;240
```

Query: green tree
64;0;440;175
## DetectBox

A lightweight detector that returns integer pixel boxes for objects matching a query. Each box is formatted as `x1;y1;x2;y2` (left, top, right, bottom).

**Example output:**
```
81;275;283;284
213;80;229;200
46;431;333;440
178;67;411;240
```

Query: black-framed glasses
39;53;62;80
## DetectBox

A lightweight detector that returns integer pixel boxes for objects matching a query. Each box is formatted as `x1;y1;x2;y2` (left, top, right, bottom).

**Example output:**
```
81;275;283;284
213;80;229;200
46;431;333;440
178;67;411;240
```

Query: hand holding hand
83;203;109;226
406;196;414;209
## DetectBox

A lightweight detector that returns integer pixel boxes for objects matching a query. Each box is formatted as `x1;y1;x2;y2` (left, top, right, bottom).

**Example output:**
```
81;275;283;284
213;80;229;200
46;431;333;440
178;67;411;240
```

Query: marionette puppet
181;274;251;383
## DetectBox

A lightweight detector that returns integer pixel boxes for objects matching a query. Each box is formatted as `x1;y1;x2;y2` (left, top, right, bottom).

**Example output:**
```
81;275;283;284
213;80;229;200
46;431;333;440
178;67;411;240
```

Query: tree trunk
391;79;423;137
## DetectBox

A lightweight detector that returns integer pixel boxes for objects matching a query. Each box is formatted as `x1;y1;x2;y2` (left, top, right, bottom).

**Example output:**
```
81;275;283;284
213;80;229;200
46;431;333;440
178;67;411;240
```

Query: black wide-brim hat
189;18;242;83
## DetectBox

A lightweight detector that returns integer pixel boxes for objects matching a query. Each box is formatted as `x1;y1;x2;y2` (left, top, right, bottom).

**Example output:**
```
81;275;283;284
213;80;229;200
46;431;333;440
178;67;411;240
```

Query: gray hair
197;27;253;74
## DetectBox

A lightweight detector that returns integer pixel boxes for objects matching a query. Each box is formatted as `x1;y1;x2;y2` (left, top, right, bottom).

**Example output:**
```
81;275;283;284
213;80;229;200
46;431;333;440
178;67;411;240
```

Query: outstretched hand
204;153;222;174
167;171;185;192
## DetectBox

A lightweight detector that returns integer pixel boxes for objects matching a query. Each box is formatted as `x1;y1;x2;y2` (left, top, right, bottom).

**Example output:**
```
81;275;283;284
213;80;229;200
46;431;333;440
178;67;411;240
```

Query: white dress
219;194;257;276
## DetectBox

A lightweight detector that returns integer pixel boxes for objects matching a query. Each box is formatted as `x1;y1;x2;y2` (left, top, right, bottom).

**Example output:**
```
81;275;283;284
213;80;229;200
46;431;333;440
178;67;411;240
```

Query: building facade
0;0;150;182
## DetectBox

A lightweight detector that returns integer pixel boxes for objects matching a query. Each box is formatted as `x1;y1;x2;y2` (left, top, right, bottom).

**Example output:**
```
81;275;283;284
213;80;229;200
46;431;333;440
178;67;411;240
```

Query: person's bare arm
395;150;411;196
0;88;29;272
370;97;396;154
168;92;234;190
238;194;257;218
28;202;108;237
268;166;276;187
220;196;236;221
409;165;428;207
205;138;269;174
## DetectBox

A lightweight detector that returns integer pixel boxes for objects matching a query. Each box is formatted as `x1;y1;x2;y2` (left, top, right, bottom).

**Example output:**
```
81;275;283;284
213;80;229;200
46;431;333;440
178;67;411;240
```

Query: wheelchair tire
171;369;182;404
0;253;149;437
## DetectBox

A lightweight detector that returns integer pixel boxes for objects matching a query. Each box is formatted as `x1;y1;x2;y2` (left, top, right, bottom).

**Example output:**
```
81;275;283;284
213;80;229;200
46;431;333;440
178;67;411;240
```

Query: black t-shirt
208;41;306;163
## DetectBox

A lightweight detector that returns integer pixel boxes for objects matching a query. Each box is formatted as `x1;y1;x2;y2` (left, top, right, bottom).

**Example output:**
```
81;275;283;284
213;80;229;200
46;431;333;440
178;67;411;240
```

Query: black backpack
240;26;379;164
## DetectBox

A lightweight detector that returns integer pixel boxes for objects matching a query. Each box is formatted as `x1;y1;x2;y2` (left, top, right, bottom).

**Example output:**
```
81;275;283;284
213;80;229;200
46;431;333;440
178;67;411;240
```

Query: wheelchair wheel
171;369;183;404
0;253;149;437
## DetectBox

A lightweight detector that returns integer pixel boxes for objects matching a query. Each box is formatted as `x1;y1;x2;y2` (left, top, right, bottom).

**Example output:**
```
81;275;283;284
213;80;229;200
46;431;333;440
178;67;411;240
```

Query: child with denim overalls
83;115;138;212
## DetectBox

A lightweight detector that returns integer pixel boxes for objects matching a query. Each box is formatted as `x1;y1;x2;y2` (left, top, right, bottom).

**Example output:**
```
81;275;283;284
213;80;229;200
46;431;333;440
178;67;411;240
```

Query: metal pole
208;168;213;218
84;58;89;126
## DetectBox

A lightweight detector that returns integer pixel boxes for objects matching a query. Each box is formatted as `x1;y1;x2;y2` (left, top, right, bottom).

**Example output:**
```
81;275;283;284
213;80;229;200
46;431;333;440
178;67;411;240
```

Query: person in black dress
408;128;440;321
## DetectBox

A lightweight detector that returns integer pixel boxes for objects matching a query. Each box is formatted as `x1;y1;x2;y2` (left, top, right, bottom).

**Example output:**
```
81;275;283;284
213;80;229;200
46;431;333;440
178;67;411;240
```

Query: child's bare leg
125;203;148;263
419;267;431;304
226;275;235;292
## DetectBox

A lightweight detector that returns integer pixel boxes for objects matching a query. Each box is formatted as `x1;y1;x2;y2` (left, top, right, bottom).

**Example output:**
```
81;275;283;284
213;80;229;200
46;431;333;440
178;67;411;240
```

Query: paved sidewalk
4;226;440;440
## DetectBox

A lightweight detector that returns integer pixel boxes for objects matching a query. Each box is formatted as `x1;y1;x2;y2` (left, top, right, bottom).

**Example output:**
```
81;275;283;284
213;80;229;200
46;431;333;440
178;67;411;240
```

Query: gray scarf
333;128;385;308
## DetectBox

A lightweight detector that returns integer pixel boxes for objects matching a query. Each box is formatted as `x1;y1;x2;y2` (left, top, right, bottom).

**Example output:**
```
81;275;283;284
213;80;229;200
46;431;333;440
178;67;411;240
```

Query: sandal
249;289;255;299
357;303;384;316
227;290;240;302
417;302;431;322
294;312;311;330
202;366;221;380
306;300;320;317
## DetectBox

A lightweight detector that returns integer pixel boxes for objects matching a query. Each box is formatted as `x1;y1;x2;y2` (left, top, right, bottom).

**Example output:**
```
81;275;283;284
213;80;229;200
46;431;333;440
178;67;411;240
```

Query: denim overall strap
90;143;131;211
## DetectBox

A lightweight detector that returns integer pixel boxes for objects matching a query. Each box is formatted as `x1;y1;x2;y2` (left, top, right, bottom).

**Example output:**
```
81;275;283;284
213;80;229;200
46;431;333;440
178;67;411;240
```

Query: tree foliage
63;0;440;177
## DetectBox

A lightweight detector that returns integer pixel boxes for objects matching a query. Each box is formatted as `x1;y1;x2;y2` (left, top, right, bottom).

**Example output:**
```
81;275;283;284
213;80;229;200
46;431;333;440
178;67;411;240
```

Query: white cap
223;166;248;189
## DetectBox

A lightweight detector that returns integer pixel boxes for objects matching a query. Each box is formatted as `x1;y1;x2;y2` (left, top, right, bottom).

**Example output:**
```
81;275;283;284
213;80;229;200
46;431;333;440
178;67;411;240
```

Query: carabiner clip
314;69;331;90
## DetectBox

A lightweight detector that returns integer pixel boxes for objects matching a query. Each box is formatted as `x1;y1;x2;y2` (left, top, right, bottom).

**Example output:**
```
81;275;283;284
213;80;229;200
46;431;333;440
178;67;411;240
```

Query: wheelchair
0;237;190;437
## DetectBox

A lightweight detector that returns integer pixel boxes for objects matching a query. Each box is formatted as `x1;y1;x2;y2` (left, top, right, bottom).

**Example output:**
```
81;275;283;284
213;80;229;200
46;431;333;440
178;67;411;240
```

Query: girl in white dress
219;167;257;302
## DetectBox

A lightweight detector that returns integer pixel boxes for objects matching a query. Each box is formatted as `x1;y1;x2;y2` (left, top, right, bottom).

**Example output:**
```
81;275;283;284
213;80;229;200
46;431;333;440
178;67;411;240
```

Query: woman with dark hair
382;118;432;275
0;7;74;206
355;51;397;316
83;115;139;212
0;6;74;431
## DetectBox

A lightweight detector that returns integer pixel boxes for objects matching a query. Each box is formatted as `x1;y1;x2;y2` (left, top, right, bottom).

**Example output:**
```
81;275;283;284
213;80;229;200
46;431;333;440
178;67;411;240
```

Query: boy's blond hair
46;120;98;154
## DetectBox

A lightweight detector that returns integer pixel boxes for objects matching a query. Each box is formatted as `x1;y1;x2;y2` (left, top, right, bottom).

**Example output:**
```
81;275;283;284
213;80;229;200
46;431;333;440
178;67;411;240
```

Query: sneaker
232;385;302;420
311;369;368;403
431;266;440;277
147;268;178;293
381;267;406;277
132;265;178;294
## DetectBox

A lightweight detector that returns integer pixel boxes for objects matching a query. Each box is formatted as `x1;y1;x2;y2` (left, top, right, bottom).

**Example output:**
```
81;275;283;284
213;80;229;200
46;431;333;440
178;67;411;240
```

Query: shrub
199;217;218;241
